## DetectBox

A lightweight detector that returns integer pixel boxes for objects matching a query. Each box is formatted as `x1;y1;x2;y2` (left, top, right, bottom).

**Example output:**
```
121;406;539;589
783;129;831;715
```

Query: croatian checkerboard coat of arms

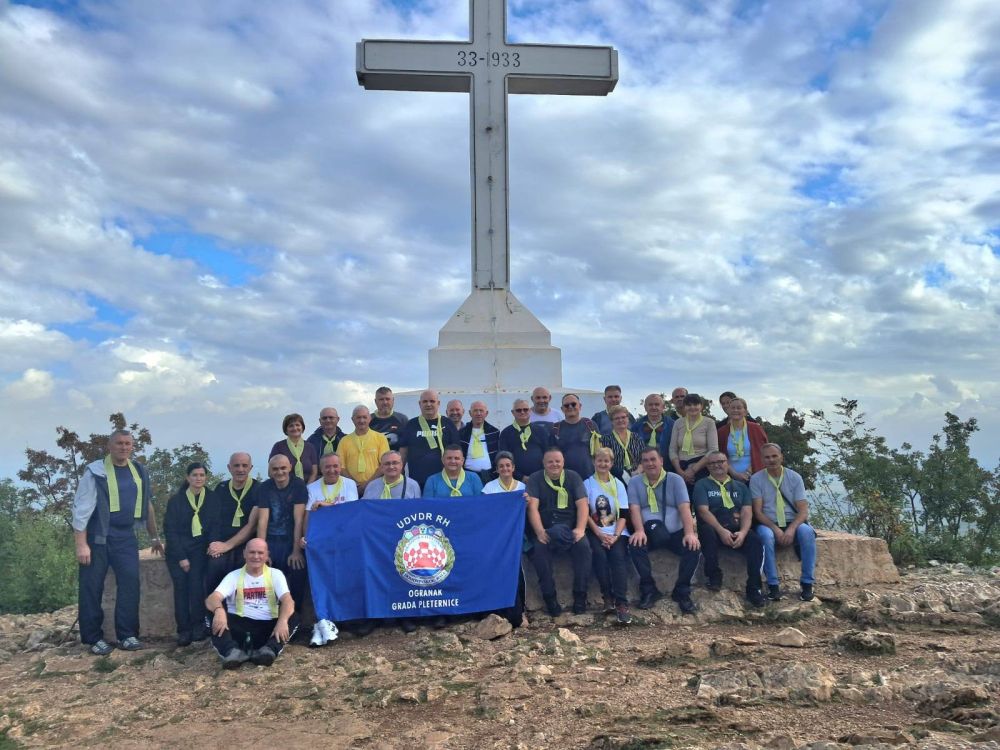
395;524;456;586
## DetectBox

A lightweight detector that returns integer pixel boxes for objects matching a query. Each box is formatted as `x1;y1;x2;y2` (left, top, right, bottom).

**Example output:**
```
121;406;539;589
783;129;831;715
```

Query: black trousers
267;538;308;607
587;531;630;604
166;546;208;637
697;523;764;593
679;458;710;499
627;520;700;599
211;612;300;657
78;534;140;644
528;524;592;599
204;545;248;597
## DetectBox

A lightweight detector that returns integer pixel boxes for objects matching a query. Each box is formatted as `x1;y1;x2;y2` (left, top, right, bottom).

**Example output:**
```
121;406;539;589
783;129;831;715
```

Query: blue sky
0;0;998;476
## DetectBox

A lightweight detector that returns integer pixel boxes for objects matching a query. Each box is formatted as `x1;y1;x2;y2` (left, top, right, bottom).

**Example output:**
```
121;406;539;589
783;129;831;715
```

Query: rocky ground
2;564;1000;749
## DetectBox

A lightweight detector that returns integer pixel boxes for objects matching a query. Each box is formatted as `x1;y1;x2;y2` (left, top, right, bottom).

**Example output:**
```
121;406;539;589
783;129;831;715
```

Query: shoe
190;628;208;642
119;637;143;651
176;632;193;647
616;604;632;625
675;596;698;615
400;619;418;634
431;615;448;629
89;639;114;656
602;595;615;613
251;646;276;666
799;583;814;602
543;595;562;618
572;596;587;615
310;623;326;648
706;579;722;592
352;621;376;637
746;589;767;608
220;648;249;669
637;590;663;610
767;584;783;601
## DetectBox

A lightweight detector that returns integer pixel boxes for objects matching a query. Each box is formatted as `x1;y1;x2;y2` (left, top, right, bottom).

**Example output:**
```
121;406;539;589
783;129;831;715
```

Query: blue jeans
757;523;816;586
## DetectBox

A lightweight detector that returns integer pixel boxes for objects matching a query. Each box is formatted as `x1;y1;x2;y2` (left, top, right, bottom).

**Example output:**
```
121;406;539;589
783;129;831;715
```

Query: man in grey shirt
627;446;701;614
749;443;817;602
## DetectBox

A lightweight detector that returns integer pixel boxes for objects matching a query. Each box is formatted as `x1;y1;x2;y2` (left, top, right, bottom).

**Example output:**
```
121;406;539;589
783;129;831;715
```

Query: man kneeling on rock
204;538;298;668
693;452;766;607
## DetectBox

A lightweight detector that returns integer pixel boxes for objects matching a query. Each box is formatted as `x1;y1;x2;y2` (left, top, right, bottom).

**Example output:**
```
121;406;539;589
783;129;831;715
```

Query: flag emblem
395;524;455;586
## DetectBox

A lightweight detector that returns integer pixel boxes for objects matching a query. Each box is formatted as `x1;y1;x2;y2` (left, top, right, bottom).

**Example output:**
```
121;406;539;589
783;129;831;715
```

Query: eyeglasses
562;402;580;409
320;416;337;420
707;460;727;467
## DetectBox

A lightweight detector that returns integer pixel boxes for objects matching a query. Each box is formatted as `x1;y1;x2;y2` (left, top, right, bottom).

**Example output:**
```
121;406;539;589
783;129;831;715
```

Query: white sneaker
310;619;338;647
323;619;339;644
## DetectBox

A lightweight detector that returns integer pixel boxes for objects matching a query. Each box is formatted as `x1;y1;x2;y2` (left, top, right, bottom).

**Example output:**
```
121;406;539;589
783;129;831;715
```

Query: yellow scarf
544;471;569;509
418;415;444;455
730;420;747;459
589;429;602;457
350;432;371;474
681;416;703;455
646;421;663;447
498;476;518;492
643;469;667;514
768;468;788;526
236;565;278;618
186;488;206;537
517;424;532;450
469;427;486;459
441;469;466;496
612;430;634;470
321;433;338;455
710;476;734;509
321;477;344;503
381;476;404;499
229;478;253;527
104;456;143;517
286;438;305;479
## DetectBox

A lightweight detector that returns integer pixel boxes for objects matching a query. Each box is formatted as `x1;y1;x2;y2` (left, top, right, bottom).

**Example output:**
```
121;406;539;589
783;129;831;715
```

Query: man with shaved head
459;400;500;485
499;398;551;482
338;405;390;495
206;538;298;668
306;407;346;458
206;452;264;595
256;454;308;612
399;390;461;491
529;386;560;426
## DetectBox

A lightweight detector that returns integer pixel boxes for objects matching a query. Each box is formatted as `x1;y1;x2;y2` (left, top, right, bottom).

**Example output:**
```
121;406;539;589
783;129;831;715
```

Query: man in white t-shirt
302;452;357;647
205;538;298;669
529;386;561;425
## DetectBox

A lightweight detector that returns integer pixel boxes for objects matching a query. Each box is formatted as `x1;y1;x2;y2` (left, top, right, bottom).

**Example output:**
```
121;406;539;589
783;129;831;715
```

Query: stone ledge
103;529;898;638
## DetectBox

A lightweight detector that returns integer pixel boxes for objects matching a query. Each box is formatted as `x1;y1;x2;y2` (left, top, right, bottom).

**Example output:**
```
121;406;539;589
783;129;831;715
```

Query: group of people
71;385;818;669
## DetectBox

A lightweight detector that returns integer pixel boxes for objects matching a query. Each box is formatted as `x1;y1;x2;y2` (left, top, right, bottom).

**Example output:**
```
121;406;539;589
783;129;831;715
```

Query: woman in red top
717;397;769;482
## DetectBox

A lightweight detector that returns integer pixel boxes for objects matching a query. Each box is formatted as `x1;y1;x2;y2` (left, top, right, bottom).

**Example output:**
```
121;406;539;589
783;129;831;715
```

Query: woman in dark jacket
164;462;218;646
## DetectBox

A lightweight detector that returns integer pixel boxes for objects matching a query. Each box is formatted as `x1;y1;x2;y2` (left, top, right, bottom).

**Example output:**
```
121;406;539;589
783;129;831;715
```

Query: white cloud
2;368;54;401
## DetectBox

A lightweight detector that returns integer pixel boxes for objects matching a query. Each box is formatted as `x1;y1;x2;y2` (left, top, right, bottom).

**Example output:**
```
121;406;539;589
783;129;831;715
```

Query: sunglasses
562;402;580;409
513;408;530;413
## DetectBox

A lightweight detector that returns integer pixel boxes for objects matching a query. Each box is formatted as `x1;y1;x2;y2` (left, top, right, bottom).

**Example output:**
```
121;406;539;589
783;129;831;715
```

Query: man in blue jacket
72;430;164;655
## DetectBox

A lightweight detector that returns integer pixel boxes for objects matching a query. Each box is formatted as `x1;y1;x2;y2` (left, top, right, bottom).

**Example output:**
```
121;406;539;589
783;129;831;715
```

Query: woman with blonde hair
717;397;769;482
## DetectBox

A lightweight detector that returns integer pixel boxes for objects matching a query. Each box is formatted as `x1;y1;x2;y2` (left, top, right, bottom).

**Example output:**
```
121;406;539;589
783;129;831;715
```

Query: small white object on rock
774;627;807;648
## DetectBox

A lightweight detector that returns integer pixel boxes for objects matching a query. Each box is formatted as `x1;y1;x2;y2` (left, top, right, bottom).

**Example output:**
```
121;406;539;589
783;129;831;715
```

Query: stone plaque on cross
357;0;618;291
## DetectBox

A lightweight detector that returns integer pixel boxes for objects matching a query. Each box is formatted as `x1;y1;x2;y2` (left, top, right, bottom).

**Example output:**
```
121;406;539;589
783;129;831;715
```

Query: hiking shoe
602;595;616;613
190;628;208;642
675;597;698;615
543;596;563;618
176;632;193;648
746;589;767;608
251;646;276;667
119;637;143;651
221;648;249;669
637;590;663;610
400;619;418;634
352;620;376;637
767;584;783;601
431;615;448;629
89;639;114;656
572;596;587;615
616;604;632;625
799;583;815;602
706;579;722;592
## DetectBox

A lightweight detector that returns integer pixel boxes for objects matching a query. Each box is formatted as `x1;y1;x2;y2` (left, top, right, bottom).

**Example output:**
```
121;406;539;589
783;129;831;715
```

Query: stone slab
522;529;900;611
108;530;897;639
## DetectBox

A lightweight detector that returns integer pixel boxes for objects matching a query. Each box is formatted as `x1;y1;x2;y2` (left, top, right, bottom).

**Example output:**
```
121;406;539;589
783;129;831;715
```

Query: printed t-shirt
215;567;290;621
583;475;630;536
306;476;360;510
369;411;409;450
692;477;751;528
398;417;460;489
259;478;308;542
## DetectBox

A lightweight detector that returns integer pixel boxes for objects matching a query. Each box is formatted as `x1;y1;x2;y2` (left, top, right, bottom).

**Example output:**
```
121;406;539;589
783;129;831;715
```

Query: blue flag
305;493;526;621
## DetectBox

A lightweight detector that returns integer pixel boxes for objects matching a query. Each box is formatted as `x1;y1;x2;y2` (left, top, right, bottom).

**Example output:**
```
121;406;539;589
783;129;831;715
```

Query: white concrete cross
357;0;618;291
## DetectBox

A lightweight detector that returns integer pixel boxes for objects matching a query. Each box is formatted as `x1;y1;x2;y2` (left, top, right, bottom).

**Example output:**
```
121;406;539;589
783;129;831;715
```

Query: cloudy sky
1;0;997;479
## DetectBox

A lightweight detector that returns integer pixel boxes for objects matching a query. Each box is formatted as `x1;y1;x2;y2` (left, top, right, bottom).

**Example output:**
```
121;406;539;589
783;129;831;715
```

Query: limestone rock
24;629;56;652
556;627;581;645
775;627;807;648
765;735;798;749
836;630;896;655
473;614;512;640
916;685;990;717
